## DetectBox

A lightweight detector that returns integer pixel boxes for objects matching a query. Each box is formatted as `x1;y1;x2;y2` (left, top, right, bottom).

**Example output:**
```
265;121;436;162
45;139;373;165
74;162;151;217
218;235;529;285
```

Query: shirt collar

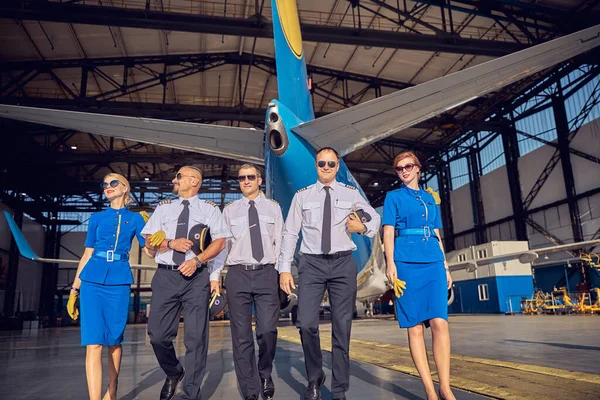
241;194;262;206
316;179;337;192
178;195;199;206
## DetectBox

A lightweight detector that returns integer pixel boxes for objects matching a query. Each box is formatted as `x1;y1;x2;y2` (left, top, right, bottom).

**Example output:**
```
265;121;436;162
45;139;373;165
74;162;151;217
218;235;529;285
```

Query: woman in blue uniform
382;152;455;400
67;173;147;400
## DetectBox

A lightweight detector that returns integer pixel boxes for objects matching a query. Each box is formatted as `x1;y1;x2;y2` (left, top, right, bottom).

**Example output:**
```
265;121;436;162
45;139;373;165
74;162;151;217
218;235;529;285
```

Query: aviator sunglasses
101;180;120;190
317;161;337;168
395;163;416;173
237;175;257;182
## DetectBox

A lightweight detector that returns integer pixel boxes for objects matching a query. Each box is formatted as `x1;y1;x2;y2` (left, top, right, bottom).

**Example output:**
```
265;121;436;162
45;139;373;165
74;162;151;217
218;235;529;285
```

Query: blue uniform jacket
79;208;146;285
382;185;444;263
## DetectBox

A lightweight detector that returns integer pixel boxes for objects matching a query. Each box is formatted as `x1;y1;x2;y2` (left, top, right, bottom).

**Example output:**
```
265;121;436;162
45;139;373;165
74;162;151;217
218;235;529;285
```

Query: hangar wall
450;117;600;257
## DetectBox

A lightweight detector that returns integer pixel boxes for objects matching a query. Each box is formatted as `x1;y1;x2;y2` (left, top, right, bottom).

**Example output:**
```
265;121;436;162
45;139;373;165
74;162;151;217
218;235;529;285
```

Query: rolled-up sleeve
141;206;163;237
205;206;231;240
278;193;302;274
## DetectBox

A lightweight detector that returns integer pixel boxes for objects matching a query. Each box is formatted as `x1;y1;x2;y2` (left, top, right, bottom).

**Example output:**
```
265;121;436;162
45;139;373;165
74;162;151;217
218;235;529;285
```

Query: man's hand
279;272;296;295
210;280;220;295
346;214;365;233
178;259;197;277
171;238;194;253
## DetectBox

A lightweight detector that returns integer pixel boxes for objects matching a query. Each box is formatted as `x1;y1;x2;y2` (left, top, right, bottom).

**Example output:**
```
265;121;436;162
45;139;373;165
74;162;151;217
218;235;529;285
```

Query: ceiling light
144;177;150;181
20;193;27;196
373;182;379;187
70;145;77;150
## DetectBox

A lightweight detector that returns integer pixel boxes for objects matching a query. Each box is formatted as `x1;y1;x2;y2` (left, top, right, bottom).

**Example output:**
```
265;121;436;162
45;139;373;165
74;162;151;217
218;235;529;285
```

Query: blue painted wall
448;275;534;314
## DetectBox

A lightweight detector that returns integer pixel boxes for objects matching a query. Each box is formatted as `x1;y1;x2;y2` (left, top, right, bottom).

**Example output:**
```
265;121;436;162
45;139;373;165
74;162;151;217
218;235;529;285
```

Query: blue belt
396;227;437;239
93;251;129;262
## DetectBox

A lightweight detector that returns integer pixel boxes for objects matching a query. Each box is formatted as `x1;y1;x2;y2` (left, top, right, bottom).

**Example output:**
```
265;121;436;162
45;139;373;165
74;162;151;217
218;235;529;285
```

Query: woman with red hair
382;152;455;400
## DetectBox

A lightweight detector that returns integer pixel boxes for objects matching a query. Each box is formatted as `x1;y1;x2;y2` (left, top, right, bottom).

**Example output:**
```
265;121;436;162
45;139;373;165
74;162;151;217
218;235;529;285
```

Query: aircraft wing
0;105;264;164
447;239;600;273
3;211;157;271
292;24;600;157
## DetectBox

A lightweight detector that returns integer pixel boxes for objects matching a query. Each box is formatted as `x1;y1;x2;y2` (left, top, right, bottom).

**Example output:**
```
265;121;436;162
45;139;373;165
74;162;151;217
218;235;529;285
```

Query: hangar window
449;157;469;190
457;254;466;262
477;249;488;259
478;284;489;301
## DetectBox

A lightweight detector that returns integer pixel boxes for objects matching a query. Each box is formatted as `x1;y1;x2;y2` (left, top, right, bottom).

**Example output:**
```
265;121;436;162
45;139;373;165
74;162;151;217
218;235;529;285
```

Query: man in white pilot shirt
278;147;381;400
222;163;284;400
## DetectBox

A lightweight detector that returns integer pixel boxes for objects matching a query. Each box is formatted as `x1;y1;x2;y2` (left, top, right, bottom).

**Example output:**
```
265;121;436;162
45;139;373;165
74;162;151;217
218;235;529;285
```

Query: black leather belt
229;263;275;271
158;263;206;271
306;250;352;260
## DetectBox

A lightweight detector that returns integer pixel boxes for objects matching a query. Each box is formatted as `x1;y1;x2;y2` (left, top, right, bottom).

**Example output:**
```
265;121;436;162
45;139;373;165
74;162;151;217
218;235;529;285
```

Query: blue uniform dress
79;208;146;346
382;185;446;328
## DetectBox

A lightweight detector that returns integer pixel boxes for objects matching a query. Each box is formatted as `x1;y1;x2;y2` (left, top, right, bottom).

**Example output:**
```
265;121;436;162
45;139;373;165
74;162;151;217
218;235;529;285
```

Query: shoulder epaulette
266;197;279;206
224;200;235;209
296;185;311;194
158;199;172;206
202;199;218;207
343;183;358;190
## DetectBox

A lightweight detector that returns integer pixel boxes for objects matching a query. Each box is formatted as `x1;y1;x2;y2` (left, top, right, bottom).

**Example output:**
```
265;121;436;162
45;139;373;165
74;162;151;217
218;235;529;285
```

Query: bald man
142;166;230;400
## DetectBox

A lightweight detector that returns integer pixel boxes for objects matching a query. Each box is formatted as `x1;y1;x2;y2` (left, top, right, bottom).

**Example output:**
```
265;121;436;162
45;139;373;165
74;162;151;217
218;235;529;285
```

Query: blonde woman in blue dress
382;152;455;400
66;173;148;400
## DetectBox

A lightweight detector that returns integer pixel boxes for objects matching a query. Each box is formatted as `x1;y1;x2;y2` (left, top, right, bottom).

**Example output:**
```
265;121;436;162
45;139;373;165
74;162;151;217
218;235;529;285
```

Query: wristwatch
361;225;368;235
167;240;172;249
194;256;203;268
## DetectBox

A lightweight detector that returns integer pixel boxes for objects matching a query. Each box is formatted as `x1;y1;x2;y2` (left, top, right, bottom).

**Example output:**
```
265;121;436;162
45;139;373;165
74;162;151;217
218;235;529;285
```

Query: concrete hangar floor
1;315;599;399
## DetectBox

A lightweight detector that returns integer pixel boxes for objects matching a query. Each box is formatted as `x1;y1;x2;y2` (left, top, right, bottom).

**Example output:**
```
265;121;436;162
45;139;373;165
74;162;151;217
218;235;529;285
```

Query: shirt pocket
230;216;248;239
164;214;180;238
302;202;321;226
258;214;275;237
334;200;353;225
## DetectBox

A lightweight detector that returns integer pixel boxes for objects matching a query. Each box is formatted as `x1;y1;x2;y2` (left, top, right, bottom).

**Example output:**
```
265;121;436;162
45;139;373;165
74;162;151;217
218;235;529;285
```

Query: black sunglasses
317;161;337;168
395;163;416;173
175;172;197;180
101;180;120;190
238;175;257;182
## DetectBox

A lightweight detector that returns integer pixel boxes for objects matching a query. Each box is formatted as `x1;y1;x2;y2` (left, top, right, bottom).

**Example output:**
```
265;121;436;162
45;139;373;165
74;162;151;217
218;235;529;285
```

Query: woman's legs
86;344;103;400
407;323;437;400
430;318;455;400
103;345;123;400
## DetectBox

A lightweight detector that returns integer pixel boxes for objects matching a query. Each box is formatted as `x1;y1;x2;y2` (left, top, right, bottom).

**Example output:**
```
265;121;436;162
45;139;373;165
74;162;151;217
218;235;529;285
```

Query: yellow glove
148;230;166;247
425;188;441;205
67;291;79;320
394;278;407;298
139;211;150;223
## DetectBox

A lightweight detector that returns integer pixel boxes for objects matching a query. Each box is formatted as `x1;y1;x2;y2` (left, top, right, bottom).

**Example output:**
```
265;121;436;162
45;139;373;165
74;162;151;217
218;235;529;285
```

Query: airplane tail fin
271;0;315;123
3;211;41;261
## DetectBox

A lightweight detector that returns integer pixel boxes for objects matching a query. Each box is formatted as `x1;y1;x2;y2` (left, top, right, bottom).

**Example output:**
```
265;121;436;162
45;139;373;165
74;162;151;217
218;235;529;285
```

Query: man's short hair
238;163;262;179
316;147;340;160
180;165;203;179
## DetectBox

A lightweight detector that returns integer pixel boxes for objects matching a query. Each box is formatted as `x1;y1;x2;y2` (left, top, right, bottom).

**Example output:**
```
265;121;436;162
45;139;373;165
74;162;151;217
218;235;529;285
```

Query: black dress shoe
261;376;275;399
160;370;184;400
304;372;326;400
245;396;258;400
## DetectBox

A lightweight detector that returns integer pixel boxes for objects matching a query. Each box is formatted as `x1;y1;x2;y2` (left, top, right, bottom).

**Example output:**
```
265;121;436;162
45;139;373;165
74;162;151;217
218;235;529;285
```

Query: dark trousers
225;266;280;398
297;254;357;397
148;267;210;400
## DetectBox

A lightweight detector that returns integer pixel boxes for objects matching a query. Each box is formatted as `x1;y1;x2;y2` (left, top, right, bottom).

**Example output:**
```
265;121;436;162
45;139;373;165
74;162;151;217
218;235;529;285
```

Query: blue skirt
395;260;448;328
80;280;130;346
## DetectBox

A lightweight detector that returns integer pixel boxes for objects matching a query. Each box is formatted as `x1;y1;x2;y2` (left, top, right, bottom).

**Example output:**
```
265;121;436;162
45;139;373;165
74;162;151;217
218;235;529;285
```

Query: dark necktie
249;200;264;263
172;200;190;265
321;186;332;254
